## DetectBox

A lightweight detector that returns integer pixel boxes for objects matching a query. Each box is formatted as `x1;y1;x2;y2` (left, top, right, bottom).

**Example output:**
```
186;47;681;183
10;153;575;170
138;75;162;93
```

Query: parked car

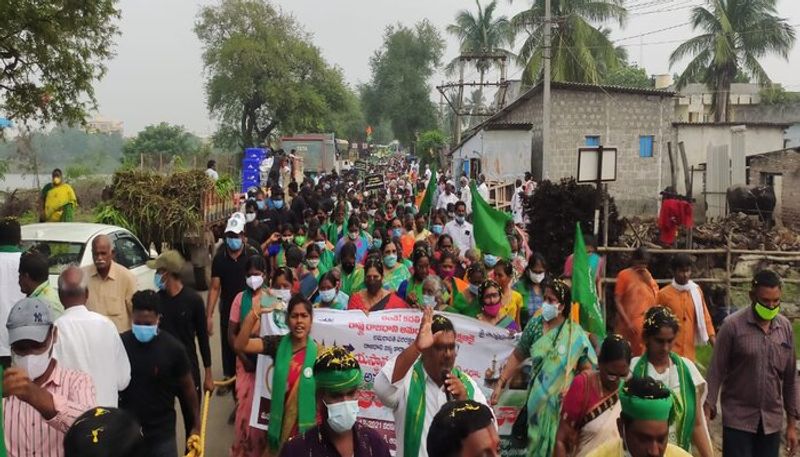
21;223;156;292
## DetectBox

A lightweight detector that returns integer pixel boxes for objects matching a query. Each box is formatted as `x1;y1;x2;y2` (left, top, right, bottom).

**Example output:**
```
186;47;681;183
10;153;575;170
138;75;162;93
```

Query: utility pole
541;0;552;180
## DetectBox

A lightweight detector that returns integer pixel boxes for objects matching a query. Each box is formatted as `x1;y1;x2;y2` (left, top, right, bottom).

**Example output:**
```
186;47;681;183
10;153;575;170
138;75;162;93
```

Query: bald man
85;235;137;332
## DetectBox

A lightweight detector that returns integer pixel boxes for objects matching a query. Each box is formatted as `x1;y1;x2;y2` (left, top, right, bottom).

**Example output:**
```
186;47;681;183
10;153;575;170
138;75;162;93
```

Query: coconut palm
670;0;795;122
512;0;627;85
446;0;514;109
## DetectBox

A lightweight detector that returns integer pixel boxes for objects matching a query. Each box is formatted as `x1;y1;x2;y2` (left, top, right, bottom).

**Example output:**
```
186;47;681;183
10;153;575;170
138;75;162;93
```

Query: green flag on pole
572;223;606;338
469;182;512;259
418;166;437;216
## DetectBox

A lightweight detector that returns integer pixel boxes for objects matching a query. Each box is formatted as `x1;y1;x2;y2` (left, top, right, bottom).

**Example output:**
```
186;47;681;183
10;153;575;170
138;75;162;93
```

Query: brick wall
748;149;800;228
548;90;673;215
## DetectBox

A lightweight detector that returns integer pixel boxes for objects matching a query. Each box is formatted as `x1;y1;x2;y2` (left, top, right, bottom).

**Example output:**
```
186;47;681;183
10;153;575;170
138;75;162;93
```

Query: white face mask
528;271;545;284
325;400;359;433
245;213;256;223
13;339;53;380
272;288;292;303
246;275;264;291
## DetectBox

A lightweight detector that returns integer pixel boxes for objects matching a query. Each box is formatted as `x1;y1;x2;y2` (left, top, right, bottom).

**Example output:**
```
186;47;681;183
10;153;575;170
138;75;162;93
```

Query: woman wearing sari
339;243;364;296
448;263;485;318
631;306;713;457
347;257;409;312
381;239;410;291
554;335;632;457
234;294;318;457
227;255;271;456
514;253;551;327
613;247;659;356
41;168;78;222
491;278;596;457
476;280;520;332
397;248;432;307
494;260;523;328
436;251;468;309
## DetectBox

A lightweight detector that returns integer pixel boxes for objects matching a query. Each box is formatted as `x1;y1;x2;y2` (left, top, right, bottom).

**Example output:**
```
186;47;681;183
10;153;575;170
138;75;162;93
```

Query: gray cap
7;297;54;345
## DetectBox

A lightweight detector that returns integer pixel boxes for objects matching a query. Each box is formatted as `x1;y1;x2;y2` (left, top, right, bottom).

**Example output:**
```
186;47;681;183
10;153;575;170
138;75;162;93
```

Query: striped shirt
3;362;96;457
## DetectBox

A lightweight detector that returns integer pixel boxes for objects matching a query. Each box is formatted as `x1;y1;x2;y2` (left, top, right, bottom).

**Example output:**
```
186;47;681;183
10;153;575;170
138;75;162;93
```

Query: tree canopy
195;0;359;148
361;21;445;146
122;122;203;164
602;62;652;88
0;0;120;127
670;0;796;122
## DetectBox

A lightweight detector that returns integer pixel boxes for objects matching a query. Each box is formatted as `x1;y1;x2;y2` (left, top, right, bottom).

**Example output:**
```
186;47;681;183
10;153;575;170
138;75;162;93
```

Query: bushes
525;177;622;270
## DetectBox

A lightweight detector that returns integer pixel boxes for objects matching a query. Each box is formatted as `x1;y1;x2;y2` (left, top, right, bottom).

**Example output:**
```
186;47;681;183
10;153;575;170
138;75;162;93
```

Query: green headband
620;387;674;422
315;368;362;391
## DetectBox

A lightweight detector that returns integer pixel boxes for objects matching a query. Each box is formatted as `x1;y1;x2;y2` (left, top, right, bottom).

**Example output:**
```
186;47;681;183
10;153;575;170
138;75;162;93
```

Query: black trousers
178;362;202;440
723;422;781;457
219;300;236;378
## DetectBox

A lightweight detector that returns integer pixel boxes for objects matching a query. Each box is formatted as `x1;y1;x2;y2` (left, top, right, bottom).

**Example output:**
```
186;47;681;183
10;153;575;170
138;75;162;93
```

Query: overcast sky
92;0;800;137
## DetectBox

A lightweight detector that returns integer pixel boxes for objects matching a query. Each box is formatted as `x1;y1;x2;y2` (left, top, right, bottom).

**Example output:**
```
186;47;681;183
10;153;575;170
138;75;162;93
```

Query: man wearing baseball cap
206;213;259;398
3;297;95;457
149;250;213;439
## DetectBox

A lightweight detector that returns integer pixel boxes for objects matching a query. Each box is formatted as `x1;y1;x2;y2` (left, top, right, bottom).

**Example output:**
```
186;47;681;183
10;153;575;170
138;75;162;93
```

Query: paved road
175;290;236;456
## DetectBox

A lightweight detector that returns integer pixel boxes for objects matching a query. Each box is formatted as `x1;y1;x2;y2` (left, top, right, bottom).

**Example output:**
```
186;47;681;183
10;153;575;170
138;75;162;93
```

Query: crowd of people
0;154;797;457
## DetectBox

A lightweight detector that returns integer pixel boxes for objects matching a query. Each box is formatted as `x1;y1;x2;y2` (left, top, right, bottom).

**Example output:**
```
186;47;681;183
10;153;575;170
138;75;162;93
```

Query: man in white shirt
205;160;219;181
444;201;475;256
477;174;490;202
459;176;473;215
436;182;459;210
511;178;525;225
54;265;131;407
0;218;26;366
374;308;488;457
424;164;432;182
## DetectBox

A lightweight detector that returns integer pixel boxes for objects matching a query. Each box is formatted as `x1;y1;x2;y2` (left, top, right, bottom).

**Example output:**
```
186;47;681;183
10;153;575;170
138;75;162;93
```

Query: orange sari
613;267;658;356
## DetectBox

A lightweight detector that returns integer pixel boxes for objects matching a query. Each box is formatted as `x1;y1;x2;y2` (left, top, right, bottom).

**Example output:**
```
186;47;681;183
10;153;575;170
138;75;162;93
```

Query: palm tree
446;0;515;107
512;0;627;85
670;0;795;122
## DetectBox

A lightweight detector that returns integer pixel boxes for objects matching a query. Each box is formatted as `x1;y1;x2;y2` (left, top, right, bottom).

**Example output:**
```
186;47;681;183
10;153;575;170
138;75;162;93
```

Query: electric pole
541;0;552;180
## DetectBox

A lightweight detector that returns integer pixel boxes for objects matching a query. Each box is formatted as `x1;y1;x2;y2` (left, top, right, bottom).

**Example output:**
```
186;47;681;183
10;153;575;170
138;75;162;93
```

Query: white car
21;223;156;292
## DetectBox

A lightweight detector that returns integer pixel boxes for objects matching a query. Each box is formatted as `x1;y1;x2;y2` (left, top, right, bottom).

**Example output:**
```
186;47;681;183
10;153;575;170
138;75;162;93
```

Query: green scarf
633;352;695;451
404;360;474;457
268;335;318;452
0;245;21;253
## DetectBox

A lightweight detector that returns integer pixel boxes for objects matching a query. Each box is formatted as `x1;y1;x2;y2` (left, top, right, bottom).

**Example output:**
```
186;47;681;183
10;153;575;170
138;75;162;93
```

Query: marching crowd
0;155;797;457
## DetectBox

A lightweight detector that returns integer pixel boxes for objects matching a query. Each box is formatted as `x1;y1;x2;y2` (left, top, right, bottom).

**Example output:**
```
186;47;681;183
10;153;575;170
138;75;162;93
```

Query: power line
614;22;692;43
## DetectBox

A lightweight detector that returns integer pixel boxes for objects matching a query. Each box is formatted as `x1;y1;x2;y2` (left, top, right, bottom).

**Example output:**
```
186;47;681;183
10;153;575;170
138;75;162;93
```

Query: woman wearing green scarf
234;293;318;456
630;306;713;457
397;248;431;307
490;278;596;457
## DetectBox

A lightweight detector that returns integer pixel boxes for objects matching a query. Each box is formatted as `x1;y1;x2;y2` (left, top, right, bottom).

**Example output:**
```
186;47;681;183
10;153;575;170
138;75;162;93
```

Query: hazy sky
92;0;800;137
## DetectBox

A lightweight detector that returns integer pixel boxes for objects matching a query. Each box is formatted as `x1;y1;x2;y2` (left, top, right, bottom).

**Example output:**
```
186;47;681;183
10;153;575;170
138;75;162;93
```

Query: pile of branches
526;178;623;270
96;169;213;249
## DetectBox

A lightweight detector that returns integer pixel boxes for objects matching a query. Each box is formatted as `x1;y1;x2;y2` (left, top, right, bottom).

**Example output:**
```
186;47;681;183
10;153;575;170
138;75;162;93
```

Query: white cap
225;212;246;234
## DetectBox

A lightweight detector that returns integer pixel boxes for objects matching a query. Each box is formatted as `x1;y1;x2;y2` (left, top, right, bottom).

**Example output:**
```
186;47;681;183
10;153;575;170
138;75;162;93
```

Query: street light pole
542;0;552;180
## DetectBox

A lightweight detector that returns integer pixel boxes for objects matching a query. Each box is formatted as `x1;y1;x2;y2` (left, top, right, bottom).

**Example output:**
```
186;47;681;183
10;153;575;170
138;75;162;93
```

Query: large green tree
122;123;202;165
0;0;120;127
195;0;353;148
602;62;652;88
670;0;795;122
512;0;627;85
361;21;445;146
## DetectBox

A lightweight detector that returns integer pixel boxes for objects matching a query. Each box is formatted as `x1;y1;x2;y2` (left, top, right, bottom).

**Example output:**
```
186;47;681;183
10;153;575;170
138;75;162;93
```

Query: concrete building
450;81;674;215
85;116;124;135
748;147;800;228
674;83;762;123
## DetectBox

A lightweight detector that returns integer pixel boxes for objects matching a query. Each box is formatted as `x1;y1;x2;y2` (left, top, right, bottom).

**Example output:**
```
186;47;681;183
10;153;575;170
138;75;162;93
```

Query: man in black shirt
264;186;296;235
149;250;213;439
120;290;200;457
206;213;260;390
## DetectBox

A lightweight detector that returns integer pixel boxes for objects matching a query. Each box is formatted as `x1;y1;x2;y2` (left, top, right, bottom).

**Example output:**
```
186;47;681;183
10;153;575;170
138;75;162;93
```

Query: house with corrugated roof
450;81;675;215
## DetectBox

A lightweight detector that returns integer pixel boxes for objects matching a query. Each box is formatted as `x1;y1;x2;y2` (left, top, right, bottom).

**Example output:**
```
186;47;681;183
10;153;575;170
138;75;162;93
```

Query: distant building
673;83;762;123
450;81;675;215
748;147;800;228
86;116;124;135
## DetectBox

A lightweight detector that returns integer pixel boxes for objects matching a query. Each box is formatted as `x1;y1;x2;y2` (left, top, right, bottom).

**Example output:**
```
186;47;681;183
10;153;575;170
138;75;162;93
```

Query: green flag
418;166;437;216
572;223;606;338
469;182;512;259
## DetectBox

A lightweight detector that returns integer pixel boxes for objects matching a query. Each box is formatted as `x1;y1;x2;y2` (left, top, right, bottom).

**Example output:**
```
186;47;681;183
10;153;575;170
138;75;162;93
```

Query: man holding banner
374;307;488;457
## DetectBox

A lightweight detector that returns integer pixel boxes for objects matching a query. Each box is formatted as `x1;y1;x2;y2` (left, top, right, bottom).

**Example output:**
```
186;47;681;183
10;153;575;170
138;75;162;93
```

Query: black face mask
342;262;355;274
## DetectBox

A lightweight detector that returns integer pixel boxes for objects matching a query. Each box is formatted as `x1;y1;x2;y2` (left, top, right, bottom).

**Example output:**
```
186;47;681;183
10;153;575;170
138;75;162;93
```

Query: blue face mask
319;288;337;303
484;254;498;268
154;272;166;291
132;324;158;343
226;236;243;251
431;224;444;235
392;228;403;238
256;200;266;210
384;254;398;268
315;241;327;250
468;283;480;295
372;239;383;250
455;215;465;224
541;301;560;322
273;199;284;210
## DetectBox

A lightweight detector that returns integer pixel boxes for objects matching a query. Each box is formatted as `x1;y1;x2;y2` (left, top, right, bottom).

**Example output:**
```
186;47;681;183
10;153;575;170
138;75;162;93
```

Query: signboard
354;160;368;173
577;146;618;183
363;173;385;190
250;309;527;455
